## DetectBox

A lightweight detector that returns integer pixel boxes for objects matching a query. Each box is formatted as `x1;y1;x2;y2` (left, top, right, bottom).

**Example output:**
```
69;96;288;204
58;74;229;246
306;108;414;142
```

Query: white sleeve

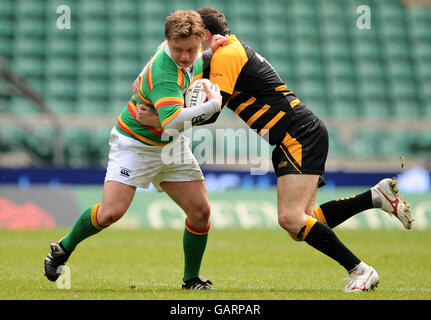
163;99;218;132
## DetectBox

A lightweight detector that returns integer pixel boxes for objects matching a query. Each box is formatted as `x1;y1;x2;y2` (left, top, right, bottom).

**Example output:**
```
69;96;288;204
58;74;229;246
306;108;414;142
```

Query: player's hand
132;77;139;94
203;82;222;112
210;34;228;53
136;104;162;130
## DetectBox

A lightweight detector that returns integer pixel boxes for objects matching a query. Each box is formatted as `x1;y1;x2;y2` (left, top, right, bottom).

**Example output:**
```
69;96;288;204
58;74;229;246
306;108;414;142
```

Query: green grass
0;228;430;300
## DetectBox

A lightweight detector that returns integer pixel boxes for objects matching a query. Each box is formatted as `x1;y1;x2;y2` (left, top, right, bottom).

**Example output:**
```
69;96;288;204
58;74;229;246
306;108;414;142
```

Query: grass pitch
0;228;430;300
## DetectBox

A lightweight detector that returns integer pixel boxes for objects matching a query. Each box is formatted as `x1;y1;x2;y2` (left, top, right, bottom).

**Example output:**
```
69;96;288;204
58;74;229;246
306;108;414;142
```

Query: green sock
60;204;103;253
183;222;209;281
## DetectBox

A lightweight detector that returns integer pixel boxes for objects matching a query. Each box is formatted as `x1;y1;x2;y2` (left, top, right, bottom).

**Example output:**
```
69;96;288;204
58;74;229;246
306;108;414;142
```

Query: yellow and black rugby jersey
207;34;312;145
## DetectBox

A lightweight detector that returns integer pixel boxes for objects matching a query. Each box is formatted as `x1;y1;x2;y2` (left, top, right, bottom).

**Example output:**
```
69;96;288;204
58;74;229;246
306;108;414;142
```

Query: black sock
317;190;373;228
304;220;361;272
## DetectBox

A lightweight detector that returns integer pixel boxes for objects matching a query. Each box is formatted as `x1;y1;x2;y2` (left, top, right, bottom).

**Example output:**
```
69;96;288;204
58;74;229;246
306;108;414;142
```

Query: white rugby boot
371;178;413;230
343;262;379;293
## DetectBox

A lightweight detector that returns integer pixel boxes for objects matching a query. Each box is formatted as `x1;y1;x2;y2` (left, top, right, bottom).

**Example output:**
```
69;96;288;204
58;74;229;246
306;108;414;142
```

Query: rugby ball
184;78;215;108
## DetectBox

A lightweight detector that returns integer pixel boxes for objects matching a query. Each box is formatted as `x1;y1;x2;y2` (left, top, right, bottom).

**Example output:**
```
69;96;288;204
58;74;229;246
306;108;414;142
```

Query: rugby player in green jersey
44;10;226;290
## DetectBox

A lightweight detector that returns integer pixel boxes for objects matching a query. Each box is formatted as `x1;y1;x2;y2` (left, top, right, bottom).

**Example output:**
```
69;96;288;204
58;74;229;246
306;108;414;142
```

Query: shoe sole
387;178;414;230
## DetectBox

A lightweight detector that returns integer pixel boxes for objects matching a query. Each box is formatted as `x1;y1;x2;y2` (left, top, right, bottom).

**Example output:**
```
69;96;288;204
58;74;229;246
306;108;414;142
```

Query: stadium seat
327;79;356;100
295;58;324;79
45;77;76;99
109;19;140;39
411;41;431;60
320;19;348;39
355;58;384;80
77;38;109;58
109;0;138;17
0;0;13;18
357;79;386;99
414;59;431;81
87;127;111;166
381;41;411;59
379;20;407;40
321;39;351;59
77;58;109;78
16;0;46;17
62;128;92;167
78;0;108;17
15;17;46;37
380;129;415;159
75;97;109;115
12;56;45;78
78;18;108;38
359;99;391;119
110;58;140;79
385;59;414;80
391;99;422;118
329;98;360;119
326;58;354;79
0;17;13;37
327;128;347;158
13;36;45;57
46;36;77;57
351;39;381;59
349;128;384;158
387;79;417;99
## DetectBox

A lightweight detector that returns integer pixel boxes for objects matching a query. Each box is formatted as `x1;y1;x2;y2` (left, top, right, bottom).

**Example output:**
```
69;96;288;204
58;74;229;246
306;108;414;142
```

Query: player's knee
277;211;304;236
187;202;211;227
98;207;126;227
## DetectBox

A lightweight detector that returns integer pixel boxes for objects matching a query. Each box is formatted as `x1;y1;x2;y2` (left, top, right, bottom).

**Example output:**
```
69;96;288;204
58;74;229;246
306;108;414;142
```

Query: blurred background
0;0;430;230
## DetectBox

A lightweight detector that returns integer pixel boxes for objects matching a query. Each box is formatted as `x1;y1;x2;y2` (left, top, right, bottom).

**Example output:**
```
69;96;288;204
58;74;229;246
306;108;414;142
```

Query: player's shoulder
213;34;247;60
150;51;179;84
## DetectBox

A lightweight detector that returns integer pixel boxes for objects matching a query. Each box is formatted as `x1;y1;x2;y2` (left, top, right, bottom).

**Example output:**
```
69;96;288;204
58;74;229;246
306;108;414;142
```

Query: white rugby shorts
104;127;204;190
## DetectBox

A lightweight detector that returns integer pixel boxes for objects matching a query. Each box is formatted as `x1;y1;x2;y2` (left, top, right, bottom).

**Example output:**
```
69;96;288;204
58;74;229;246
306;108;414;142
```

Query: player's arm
144;81;222;132
195;91;230;125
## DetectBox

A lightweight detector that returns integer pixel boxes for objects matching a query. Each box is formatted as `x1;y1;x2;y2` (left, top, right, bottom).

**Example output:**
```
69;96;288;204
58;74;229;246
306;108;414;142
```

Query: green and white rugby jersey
116;41;204;146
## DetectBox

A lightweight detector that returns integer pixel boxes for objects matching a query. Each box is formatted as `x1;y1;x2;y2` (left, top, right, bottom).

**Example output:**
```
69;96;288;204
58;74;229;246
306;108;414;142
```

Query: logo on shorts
120;167;133;177
278;161;288;169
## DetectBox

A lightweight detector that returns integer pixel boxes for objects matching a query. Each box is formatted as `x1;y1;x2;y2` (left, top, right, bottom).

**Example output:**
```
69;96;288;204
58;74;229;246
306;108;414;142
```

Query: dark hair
197;7;230;35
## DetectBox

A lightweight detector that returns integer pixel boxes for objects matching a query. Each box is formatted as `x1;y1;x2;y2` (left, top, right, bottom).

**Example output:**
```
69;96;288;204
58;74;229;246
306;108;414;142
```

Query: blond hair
165;10;205;40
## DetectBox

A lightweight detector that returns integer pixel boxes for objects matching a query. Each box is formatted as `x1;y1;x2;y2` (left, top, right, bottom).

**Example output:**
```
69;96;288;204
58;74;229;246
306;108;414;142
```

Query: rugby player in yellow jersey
135;8;413;292
44;10;226;290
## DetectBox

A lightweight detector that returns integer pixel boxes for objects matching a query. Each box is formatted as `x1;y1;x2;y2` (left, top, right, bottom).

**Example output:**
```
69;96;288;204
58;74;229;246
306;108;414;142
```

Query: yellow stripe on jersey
290;98;301;108
154;97;184;110
117;116;167;146
161;107;182;128
275;85;288;91
177;68;185;88
234;97;256;115
258;111;286;136
246;104;270;126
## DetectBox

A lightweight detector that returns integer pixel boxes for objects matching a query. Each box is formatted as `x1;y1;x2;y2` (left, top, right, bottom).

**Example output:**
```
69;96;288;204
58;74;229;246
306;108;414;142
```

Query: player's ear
204;29;212;42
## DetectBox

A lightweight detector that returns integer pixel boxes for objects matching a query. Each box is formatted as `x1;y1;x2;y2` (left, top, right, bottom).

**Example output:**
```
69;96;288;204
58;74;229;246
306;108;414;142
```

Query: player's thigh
277;174;319;231
160;180;210;228
98;181;136;226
